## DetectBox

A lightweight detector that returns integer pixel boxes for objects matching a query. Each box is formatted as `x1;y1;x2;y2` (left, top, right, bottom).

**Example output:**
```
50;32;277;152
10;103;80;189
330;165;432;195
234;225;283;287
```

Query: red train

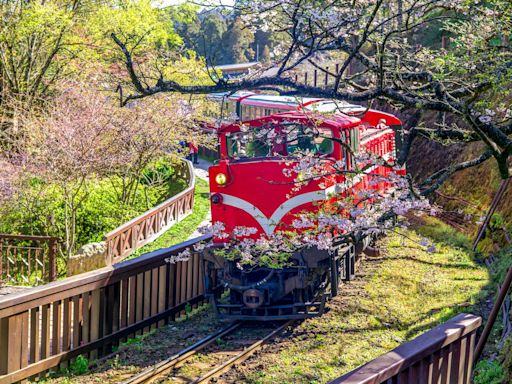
204;93;403;320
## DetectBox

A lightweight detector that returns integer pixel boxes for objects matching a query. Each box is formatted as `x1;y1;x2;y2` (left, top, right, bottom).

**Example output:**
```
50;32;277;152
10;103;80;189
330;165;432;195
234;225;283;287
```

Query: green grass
243;224;490;384
129;177;210;258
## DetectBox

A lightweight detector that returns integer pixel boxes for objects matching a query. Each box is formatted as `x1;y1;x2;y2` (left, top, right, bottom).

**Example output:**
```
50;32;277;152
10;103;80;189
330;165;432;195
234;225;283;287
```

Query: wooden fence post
475;266;512;360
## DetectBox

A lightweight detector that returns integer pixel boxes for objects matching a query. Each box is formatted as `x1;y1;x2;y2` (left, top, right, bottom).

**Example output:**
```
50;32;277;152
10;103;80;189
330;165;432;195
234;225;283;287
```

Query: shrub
473;360;504;384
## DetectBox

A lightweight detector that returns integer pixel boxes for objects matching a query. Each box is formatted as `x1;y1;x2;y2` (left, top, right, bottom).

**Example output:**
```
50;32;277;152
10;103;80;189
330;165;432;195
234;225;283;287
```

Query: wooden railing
0;234;212;383
0;235;58;286
329;313;481;384
104;159;196;265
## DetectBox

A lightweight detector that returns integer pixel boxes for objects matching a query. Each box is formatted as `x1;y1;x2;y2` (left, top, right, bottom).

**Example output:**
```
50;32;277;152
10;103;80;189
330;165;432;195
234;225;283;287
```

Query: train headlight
215;173;227;186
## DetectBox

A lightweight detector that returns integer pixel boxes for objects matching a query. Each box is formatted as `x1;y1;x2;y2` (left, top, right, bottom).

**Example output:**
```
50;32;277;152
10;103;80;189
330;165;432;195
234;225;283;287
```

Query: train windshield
226;125;333;159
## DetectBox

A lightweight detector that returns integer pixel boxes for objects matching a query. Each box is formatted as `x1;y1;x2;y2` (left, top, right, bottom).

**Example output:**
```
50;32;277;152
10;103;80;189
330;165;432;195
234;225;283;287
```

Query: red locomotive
204;93;403;320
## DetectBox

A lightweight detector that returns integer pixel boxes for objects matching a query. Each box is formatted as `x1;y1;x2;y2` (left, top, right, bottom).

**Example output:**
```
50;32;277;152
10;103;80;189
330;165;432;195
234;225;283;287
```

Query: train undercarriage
203;240;364;321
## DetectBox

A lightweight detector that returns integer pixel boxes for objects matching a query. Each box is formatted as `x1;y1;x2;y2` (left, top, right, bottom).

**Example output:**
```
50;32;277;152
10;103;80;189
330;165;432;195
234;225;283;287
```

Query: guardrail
104;159;196;265
329;313;481;384
0;235;58;286
0;234;213;383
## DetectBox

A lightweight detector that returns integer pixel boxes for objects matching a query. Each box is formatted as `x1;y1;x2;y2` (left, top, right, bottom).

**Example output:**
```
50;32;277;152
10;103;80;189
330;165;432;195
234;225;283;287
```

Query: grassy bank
236;220;489;383
129;177;210;258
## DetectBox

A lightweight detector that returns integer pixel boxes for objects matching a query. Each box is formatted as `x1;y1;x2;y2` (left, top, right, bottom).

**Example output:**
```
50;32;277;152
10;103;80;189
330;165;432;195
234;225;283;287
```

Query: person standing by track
188;140;199;164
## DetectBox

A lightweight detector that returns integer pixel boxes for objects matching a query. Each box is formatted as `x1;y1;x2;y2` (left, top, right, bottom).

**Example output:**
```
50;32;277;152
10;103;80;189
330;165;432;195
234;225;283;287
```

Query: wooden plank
103;284;115;355
180;261;187;317
157;266;166;327
0;317;8;374
89;289;100;360
71;295;80;349
174;262;181;307
81;293;90;348
186;257;193;301
29;307;40;364
7;314;23;372
150;268;158;330
191;254;199;308
120;278;128;330
180;261;187;304
464;333;476;384
135;273;143;335
198;258;204;296
167;264;176;322
127;275;136;339
62;298;71;353
41;304;50;360
143;270;151;332
450;336;465;384
20;311;29;369
51;300;62;355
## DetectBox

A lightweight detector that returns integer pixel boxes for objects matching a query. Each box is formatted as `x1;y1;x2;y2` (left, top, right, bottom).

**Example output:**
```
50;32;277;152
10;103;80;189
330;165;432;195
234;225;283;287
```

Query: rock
67;241;108;276
77;242;107;258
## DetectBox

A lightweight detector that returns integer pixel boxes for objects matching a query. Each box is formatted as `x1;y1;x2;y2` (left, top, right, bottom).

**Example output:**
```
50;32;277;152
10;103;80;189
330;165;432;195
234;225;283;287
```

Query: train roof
218;111;361;133
207;92;367;114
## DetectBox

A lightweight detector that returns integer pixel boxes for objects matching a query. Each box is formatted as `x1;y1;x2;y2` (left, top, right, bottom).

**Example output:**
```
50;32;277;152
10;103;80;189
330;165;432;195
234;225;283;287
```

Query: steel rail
122;322;242;384
192;320;293;384
123;320;292;384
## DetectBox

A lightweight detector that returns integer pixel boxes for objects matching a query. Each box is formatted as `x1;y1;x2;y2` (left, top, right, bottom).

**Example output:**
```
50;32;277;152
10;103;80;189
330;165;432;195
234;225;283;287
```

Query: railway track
123;320;293;384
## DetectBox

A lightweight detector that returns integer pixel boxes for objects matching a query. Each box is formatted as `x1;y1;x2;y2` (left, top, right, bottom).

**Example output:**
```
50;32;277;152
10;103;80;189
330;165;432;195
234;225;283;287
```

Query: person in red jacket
188;140;199;164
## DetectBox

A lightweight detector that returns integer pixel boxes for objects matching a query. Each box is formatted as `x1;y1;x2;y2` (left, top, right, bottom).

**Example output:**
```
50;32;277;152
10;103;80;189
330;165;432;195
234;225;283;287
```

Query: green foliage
415;216;472;250
87;0;182;53
69;355;89;376
0;158;187;263
473;360;505;384
489;213;505;231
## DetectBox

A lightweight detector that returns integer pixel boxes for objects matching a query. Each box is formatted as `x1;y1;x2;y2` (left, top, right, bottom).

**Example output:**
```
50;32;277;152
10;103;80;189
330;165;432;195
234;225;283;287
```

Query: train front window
286;126;333;155
226;131;272;158
226;125;334;159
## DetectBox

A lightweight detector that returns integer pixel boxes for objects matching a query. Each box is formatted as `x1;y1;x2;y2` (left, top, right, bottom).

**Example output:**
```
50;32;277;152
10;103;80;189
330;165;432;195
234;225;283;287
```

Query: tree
20;82;198;257
221;17;255;63
113;0;512;189
111;0;512;260
196;12;228;65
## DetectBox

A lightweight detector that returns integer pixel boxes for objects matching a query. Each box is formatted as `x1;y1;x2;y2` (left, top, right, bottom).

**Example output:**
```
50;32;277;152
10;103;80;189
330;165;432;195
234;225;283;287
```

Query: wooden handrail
329;313;481;384
103;159;196;264
0;234;59;285
0;234;211;317
0;234;213;381
0;234;58;242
